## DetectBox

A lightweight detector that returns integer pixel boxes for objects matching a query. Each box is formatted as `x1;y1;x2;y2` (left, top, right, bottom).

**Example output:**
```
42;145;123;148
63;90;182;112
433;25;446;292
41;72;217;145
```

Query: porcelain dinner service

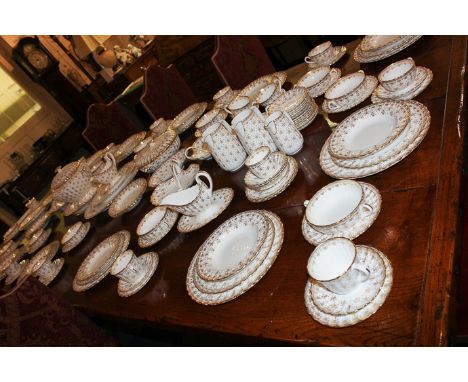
305;41;347;68
108;178;147;218
372;58;433;103
167;102;207;134
322;70;378;113
244;146;298;203
320;100;431;179
186;210;284;305
296;66;342;98
304;240;393;327
61;221;91;253
110;249;159;297
354;35;422;63
302;181;381;246
73;230;130;292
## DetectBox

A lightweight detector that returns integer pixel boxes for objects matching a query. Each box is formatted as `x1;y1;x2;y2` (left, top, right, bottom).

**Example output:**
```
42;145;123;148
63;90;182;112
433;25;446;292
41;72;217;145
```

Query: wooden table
51;36;467;346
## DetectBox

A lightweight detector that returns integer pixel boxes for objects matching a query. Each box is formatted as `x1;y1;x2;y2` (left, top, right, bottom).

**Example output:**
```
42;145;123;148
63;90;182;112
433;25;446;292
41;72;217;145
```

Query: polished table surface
51;36;468;346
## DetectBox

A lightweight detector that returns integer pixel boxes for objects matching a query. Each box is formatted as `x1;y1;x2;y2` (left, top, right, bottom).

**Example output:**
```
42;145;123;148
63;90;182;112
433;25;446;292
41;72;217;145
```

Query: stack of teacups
304;41;346;68
244;146;297;202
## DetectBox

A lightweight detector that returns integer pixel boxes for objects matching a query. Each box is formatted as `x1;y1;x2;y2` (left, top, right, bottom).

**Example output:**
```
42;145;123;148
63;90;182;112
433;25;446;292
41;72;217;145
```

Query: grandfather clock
12;36;92;123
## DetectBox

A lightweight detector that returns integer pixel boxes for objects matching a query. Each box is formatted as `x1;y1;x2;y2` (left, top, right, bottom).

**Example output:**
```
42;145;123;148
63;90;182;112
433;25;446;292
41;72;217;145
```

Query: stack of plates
267;87;318;130
354;35;422;63
72;230;130;292
319;100;431;179
186;210;284;305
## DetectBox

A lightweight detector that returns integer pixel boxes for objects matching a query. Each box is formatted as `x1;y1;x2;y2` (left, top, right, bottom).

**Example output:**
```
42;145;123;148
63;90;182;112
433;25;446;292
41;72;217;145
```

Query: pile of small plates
61;221;91;253
319;100;431;179
186;210;284;305
267;87;318;130
72;230;130;292
167;102;207;134
354;35;422;63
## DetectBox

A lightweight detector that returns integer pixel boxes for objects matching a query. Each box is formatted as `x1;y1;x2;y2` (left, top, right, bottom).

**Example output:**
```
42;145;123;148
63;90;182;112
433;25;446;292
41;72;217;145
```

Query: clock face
26;49;50;71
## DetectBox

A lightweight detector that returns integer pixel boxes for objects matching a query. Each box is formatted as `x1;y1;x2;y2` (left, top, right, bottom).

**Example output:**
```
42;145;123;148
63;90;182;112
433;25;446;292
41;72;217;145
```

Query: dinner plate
187;210;284;305
177;188;234;233
330;101;427;168
192;211;275;294
328;101;411;160
354;35;422;63
304;246;392;327
168;102;207;134
319;101;431;179
196;210;270;281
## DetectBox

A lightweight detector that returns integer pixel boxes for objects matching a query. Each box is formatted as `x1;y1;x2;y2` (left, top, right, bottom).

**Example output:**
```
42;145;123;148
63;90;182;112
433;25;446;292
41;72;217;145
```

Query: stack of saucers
61;221;91;253
267;87;318;130
302;180;381;246
72;230;130;292
354;35;422;63
244;146;298;203
304;238;393;327
319;100;431;179
186;210;284;305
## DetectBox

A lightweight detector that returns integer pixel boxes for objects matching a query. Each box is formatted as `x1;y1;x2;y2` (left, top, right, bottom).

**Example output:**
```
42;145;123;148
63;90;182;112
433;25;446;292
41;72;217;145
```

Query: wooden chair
0;277;117;346
140;64;198;120
82;101;144;151
211;36;277;89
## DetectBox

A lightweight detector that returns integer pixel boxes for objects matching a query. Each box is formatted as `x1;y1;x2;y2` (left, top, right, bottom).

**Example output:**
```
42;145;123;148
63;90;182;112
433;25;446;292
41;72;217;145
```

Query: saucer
302;182;381;246
308;46;347;68
108;178;147;218
62;222;91;253
26;228;52;254
245;156;298;203
306;68;342;98
177;188;234;233
138;208;179;248
304;246;393;327
310;246;385;315
322;76;378;113
4;259;29;286
38;258;65;286
372;67;433;102
117;252;159;297
186;210;284;305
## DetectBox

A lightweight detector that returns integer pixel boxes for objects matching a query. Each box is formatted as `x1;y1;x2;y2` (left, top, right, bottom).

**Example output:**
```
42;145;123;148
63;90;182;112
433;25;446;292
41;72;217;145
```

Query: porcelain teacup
92;153;118;185
296;66;331;92
305;41;335;65
307;237;370;295
110;249;145;284
378;57;417;92
256;83;283;107
324;71;366;111
303;180;373;235
245;146;281;179
225;95;251;117
159;171;213;216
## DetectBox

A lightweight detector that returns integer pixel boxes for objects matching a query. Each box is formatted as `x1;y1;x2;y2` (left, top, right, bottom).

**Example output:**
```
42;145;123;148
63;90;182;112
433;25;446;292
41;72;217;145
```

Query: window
0;66;41;142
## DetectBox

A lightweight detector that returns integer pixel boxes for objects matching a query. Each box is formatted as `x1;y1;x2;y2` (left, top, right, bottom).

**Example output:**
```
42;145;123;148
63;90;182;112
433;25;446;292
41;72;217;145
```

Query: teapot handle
195;171;213;197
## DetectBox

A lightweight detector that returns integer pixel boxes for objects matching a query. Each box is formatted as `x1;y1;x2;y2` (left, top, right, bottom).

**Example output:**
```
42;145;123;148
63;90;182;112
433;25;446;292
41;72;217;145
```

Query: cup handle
172;163;183;190
327;100;338;110
224;106;233;115
304;56;314;64
265;104;272;114
352;263;370;282
361;203;373;214
106;152;117;168
195;171;213;197
185;147;196;161
303;200;309;207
